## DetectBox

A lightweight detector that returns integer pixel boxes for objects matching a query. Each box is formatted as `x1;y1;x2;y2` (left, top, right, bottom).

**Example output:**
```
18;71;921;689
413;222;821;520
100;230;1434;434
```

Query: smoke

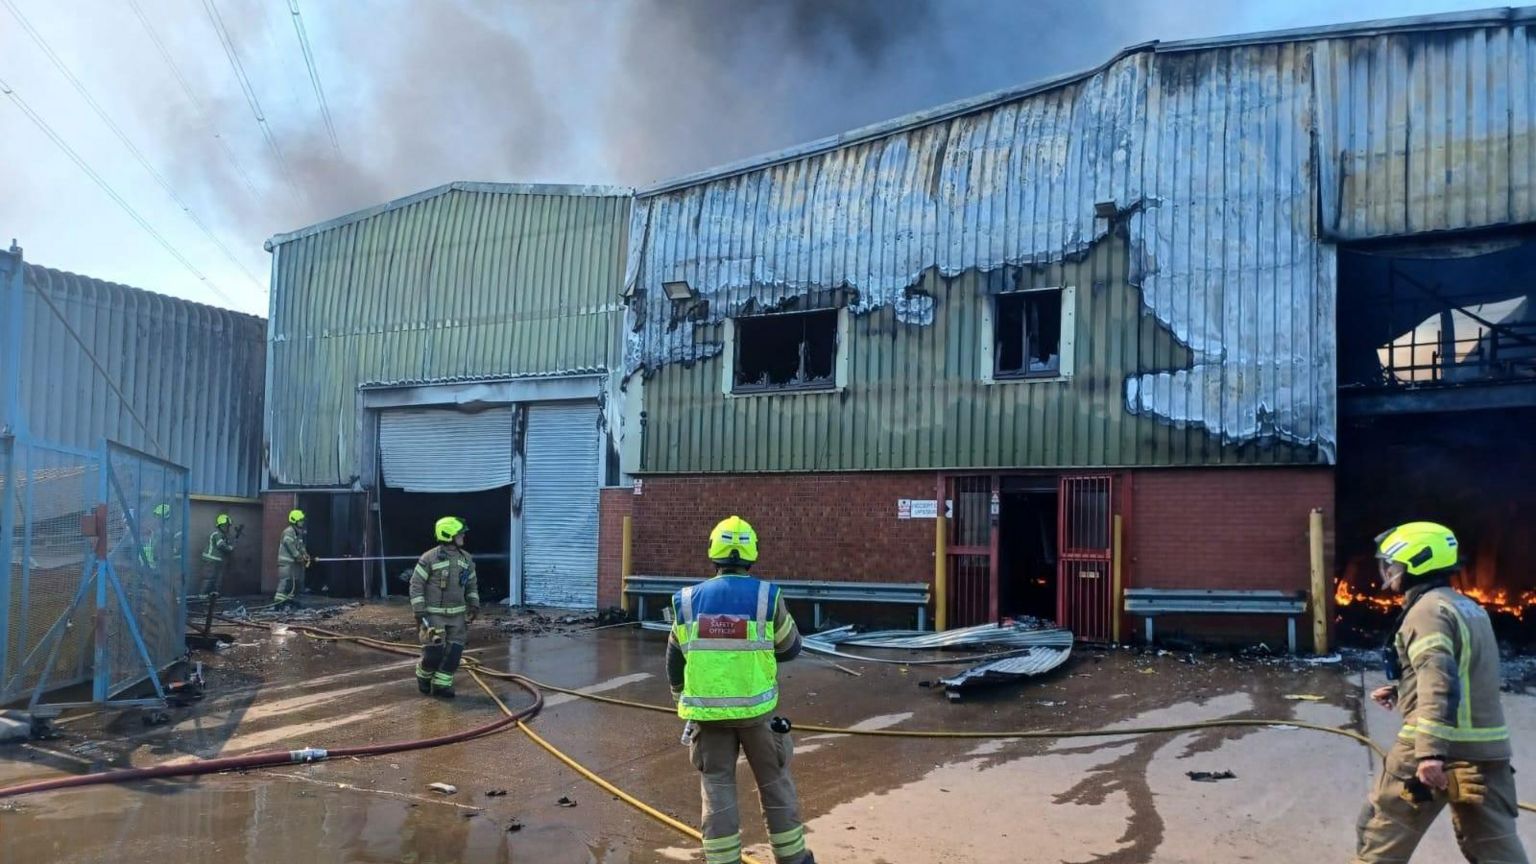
160;1;1250;245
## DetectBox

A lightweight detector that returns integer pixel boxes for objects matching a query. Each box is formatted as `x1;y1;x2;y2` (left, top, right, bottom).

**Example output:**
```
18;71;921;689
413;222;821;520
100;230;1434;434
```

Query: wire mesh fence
0;437;186;707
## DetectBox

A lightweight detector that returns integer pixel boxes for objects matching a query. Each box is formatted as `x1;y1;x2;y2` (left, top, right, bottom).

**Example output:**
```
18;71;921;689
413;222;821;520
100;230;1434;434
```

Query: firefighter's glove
1444;762;1487;806
467;607;479;624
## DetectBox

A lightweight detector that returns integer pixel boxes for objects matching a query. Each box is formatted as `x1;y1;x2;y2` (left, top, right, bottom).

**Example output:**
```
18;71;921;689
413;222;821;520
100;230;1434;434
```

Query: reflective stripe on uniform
1407;633;1454;662
755;581;770;625
431;560;452;571
678;688;778;710
1417;718;1509;742
410;596;425;607
425;605;467;615
770;825;806;859
414;564;429;579
681;638;775;653
702;833;741;864
681;586;696;624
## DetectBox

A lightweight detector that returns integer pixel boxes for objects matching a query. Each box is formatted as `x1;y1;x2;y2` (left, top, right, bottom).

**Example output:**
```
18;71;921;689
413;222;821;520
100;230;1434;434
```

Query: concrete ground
1;604;1532;864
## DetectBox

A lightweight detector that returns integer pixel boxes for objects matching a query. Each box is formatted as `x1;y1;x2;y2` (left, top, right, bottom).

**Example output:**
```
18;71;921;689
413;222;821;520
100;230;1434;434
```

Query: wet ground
1;600;1533;863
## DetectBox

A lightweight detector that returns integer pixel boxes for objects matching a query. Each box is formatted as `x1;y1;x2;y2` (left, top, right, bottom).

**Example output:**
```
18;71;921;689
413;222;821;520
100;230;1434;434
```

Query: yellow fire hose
230;618;1536;816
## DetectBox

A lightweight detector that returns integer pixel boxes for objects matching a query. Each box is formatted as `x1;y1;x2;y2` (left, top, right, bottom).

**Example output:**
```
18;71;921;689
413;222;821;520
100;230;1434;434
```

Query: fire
1334;578;1536;620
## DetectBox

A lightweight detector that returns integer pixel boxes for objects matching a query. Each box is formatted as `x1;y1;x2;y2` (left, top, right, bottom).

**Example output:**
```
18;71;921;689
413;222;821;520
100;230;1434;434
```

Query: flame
1334;578;1536;620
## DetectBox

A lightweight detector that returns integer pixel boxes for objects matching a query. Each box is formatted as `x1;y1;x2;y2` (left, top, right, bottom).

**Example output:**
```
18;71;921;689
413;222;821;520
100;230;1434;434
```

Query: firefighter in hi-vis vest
667;515;815;864
1354;521;1528;864
197;513;237;598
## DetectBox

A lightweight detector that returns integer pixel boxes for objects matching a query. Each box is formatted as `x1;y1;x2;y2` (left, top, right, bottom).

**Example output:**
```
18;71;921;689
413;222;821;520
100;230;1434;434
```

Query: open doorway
996;477;1058;623
377;485;512;604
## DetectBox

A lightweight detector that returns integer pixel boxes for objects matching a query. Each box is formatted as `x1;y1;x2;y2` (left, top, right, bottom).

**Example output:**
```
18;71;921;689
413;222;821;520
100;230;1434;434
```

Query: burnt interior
1335;233;1536;645
995;289;1062;378
996;478;1059;622
733;309;837;392
375;485;511;603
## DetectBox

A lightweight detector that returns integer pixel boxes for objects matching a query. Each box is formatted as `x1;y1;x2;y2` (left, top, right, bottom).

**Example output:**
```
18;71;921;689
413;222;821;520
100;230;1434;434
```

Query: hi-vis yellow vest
671;575;779;722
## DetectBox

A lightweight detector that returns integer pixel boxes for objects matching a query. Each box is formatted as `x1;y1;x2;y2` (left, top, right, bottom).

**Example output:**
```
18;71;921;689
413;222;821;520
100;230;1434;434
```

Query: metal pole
1111;513;1123;644
934;513;948;632
1309;508;1329;655
619;515;633;614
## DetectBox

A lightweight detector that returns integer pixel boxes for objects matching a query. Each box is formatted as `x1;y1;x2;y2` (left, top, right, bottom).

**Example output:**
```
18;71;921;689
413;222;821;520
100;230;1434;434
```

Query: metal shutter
379;407;513;493
521;402;599;608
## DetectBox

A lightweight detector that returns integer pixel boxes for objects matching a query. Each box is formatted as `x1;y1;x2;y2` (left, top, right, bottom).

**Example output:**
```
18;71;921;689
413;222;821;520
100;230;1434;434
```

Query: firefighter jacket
277;526;308;565
409;545;479;617
1393;583;1512;762
202;528;235;562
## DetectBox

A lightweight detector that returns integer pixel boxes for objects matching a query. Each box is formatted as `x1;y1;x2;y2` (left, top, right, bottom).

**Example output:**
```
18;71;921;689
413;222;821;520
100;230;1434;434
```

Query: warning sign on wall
899;499;938;519
897;499;912;519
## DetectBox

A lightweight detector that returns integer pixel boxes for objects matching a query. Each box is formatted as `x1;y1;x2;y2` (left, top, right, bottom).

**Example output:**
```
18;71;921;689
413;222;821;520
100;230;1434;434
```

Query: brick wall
597;487;634;609
1127;466;1335;648
260;491;296;594
629;473;938;583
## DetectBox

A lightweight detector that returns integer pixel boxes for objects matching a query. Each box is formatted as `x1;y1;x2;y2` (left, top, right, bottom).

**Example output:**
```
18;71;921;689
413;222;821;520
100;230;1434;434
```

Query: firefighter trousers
274;562;305;603
1354;747;1529;863
198;559;226;597
416;617;467;691
689;719;810;864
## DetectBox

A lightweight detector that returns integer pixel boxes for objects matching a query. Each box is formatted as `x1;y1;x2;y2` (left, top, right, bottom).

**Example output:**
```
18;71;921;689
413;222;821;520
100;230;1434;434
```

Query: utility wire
124;0;261;200
1;0;267;296
287;0;338;152
0;76;241;309
200;0;297;196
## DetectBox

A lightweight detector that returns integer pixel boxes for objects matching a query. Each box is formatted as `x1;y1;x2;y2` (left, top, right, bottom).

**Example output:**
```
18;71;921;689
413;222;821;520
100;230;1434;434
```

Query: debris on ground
428;783;457;795
507;819;524;832
1284;694;1325;702
1187;771;1237;782
556;796;577;807
486;789;508;797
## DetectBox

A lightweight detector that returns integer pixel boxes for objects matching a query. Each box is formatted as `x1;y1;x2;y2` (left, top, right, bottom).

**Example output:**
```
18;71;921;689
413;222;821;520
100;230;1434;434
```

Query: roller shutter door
379;407;513;493
521;402;599;607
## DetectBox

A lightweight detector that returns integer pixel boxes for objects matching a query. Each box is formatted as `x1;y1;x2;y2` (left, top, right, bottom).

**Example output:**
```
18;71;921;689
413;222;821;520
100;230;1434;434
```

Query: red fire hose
0;624;544;800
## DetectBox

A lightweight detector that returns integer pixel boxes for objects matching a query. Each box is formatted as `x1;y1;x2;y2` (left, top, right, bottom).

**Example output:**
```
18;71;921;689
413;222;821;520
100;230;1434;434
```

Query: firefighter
197;513;237;598
1354;521;1529;864
667;516;816;864
141;503;173;569
273;509;311;609
409;516;479;698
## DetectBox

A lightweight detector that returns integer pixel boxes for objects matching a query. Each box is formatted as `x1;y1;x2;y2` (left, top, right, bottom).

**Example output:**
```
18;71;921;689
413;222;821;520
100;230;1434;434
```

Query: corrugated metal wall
266;185;631;488
0;251;264;497
1317;22;1536;239
626;15;1536;474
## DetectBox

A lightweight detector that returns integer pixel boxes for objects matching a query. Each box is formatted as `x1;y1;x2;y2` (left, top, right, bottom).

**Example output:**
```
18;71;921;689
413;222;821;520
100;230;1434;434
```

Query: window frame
981;285;1077;385
722;307;849;397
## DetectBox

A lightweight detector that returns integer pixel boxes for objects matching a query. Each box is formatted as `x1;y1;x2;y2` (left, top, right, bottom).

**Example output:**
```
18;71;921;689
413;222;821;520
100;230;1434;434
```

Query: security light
663;280;696;301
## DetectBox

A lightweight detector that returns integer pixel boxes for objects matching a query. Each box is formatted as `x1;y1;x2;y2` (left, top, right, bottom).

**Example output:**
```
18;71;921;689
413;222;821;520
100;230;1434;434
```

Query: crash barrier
0;436;187;710
1124;588;1308;654
625;574;932;630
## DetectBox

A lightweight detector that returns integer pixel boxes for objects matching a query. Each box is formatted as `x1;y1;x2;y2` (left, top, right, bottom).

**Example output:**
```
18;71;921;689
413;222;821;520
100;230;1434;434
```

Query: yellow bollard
1112;514;1123;644
1309;508;1328;654
620;515;633;614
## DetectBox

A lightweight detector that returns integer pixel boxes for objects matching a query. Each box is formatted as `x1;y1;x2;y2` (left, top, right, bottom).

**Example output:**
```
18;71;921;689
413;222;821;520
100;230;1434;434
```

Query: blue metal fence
0;436;186;710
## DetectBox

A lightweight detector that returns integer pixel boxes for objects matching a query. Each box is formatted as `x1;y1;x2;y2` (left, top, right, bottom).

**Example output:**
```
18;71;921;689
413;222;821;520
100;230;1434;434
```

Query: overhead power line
200;0;298;196
0;75;242;309
287;0;339;152
125;0;261;200
1;0;267;295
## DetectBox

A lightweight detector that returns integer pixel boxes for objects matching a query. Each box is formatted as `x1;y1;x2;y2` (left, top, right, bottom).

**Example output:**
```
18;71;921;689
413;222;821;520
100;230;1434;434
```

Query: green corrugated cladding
266;186;631;487
638;237;1323;473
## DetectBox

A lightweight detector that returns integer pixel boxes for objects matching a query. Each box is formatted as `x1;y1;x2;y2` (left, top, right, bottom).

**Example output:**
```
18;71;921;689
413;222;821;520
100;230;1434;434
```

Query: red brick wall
629;473;937;584
260;491;296;594
1127;467;1335;648
597;487;634;609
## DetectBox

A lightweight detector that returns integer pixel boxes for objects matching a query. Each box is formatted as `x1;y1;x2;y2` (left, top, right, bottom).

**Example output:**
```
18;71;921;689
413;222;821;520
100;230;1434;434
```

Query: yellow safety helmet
216;513;232;527
435;516;467;543
152;504;171;518
288;509;305;525
708;515;759;566
1375;521;1459;577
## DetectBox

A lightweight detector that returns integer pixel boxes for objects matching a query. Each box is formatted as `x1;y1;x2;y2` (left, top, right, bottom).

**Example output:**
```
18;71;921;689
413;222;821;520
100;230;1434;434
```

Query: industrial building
261;183;632;607
613;8;1536;647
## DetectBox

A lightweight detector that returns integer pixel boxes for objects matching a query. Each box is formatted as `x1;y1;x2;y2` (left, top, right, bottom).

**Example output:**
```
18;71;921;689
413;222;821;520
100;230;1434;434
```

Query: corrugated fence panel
1317;20;1536;238
0;254;264;497
266;186;631;488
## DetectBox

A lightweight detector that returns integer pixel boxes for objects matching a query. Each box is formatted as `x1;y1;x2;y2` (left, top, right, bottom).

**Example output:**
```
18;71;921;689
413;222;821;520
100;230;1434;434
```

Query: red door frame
1057;475;1115;642
941;471;1129;638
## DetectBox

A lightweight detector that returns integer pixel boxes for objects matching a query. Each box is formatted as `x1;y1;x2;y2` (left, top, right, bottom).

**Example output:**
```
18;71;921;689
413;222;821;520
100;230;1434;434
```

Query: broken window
995;290;1062;378
733;309;838;392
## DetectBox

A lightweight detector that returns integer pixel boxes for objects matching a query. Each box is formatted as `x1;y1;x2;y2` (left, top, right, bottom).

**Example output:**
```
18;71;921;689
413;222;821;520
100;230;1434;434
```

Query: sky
0;0;1505;317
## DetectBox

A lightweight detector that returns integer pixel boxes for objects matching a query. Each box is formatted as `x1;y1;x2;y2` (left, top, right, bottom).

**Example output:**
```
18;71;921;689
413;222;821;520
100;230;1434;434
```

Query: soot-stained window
733;309;838;392
995;290;1063;378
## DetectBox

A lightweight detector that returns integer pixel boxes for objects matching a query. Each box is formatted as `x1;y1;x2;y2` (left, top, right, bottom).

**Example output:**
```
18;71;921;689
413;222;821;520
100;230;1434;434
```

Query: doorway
376;485;512;604
996;477;1058;623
